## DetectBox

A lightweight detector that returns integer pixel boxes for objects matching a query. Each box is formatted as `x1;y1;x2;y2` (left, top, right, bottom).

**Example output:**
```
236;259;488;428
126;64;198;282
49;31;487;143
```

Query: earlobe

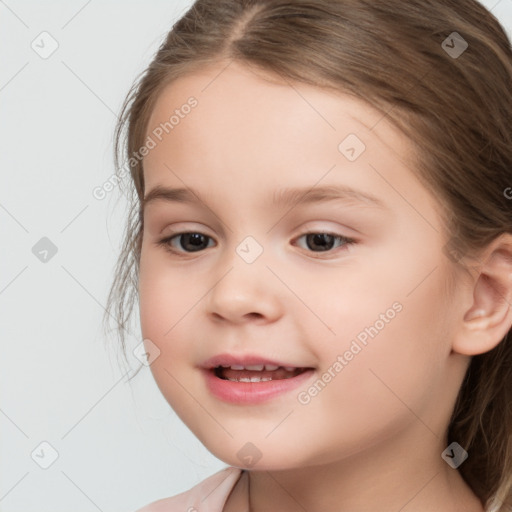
452;233;512;356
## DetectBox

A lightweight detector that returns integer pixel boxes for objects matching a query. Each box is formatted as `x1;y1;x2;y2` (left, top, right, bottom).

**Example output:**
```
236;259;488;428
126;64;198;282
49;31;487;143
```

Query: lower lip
202;368;316;404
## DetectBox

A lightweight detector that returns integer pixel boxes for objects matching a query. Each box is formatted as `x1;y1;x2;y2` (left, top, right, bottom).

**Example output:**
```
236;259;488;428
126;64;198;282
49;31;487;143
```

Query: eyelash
156;230;357;258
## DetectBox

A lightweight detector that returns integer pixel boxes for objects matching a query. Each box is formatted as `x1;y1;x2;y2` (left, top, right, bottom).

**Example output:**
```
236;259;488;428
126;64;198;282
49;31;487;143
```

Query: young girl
105;0;512;510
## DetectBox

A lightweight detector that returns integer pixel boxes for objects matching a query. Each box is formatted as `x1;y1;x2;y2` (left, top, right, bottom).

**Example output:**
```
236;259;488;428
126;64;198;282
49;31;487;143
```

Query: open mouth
203;360;317;403
213;365;311;382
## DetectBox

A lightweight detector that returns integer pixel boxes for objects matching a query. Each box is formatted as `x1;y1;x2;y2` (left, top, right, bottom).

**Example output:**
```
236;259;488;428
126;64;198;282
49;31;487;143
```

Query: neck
245;425;484;512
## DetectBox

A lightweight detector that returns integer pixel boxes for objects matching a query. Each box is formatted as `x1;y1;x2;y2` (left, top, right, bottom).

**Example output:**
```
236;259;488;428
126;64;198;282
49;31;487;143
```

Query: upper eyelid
157;218;358;236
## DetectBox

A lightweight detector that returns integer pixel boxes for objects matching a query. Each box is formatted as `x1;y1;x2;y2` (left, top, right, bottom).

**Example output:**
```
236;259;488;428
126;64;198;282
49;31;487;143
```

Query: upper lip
201;353;313;370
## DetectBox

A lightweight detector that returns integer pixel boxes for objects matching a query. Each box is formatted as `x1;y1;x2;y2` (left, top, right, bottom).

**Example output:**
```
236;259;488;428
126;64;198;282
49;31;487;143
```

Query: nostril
246;312;263;319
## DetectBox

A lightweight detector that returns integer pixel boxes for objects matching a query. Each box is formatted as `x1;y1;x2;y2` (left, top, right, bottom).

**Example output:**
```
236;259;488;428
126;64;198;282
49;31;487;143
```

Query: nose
205;257;284;325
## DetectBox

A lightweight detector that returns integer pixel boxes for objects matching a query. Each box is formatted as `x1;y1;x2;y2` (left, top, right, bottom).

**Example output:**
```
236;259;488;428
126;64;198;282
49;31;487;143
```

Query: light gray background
1;1;511;511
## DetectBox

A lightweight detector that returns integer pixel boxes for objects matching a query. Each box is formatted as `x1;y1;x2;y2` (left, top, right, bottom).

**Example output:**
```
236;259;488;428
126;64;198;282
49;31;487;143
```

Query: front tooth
264;364;279;371
245;364;264;371
230;364;245;370
227;376;274;382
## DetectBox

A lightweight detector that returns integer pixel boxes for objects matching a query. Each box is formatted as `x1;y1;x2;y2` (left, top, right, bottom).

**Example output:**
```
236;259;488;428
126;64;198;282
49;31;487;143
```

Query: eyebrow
142;184;387;211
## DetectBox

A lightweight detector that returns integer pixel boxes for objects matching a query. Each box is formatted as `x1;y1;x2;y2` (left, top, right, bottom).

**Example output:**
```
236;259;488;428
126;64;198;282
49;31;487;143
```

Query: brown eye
305;233;336;251
295;232;356;254
158;232;215;253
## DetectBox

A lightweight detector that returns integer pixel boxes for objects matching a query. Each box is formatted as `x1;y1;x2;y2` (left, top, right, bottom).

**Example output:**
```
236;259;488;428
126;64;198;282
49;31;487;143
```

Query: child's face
139;60;468;470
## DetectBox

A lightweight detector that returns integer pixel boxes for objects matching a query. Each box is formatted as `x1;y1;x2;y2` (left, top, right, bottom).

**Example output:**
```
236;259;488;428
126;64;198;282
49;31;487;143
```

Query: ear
452;233;512;356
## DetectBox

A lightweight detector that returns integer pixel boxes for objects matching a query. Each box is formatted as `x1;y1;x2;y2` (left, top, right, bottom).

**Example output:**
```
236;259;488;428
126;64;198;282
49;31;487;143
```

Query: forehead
145;60;414;164
141;60;439;225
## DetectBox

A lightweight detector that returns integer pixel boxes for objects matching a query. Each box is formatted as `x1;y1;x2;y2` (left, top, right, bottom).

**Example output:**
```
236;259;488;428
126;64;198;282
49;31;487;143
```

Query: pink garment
135;467;248;512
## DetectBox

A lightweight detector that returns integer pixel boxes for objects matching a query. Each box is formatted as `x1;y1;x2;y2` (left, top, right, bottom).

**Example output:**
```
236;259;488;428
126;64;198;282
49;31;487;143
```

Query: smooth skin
138;60;512;511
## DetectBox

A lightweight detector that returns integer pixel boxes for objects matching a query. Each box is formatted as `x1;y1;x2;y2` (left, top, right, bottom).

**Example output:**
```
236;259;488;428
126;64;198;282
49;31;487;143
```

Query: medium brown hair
104;1;512;509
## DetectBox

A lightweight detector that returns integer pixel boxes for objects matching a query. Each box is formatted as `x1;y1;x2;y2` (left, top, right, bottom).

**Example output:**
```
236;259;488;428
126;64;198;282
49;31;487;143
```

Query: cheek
139;261;168;340
351;285;446;406
306;256;450;439
138;254;200;416
138;249;194;370
293;299;447;465
139;244;188;334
